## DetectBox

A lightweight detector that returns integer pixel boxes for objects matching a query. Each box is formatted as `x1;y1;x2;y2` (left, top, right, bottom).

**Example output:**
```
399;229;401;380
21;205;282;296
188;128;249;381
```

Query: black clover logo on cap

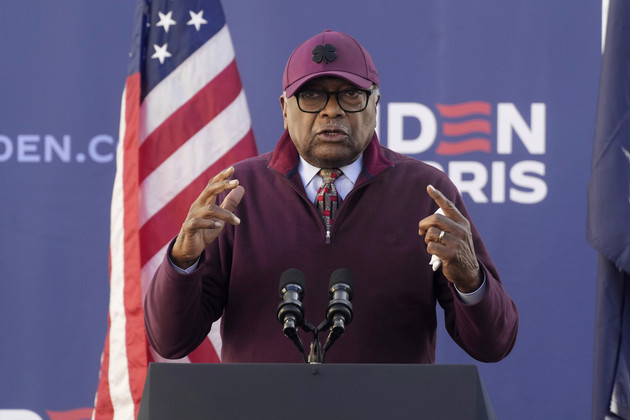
312;43;337;64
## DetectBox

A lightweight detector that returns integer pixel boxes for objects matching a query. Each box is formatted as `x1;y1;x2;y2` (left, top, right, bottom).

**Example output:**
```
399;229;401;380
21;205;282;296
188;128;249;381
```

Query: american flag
93;0;257;418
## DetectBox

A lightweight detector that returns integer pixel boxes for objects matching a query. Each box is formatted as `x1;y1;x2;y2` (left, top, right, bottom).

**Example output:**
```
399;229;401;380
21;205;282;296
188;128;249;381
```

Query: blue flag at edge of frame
587;0;630;418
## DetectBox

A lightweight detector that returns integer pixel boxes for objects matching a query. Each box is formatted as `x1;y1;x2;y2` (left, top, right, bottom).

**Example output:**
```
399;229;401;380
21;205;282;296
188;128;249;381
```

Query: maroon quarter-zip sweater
144;131;518;363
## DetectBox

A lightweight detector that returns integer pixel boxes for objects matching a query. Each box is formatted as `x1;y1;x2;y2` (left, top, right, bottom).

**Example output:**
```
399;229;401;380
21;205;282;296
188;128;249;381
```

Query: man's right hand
171;166;245;269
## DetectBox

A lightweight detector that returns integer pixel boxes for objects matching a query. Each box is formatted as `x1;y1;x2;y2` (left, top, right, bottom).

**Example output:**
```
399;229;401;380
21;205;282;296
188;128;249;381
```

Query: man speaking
144;30;518;363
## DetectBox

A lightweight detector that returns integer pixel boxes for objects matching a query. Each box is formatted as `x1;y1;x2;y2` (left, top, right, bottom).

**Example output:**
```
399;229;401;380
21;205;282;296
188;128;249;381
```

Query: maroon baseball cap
282;30;379;98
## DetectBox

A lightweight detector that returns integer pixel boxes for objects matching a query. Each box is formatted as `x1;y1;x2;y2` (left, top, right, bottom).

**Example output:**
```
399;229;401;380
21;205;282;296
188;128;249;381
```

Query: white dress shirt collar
298;155;363;202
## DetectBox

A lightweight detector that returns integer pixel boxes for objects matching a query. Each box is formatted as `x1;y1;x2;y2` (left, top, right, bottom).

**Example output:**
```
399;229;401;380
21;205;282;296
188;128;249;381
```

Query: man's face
280;77;379;169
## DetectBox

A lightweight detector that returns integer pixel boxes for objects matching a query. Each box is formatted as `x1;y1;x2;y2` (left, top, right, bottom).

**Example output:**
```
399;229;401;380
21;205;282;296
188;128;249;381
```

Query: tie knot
319;168;342;184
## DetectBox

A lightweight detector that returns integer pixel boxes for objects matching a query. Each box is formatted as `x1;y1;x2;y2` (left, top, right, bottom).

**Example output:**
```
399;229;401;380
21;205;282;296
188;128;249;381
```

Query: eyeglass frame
294;88;375;113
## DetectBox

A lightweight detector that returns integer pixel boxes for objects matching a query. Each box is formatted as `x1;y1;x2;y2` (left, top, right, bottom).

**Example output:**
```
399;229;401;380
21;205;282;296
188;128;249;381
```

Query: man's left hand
418;185;482;293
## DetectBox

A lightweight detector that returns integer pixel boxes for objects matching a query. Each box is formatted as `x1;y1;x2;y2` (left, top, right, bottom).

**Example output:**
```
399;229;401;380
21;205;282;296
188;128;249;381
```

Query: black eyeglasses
295;88;374;113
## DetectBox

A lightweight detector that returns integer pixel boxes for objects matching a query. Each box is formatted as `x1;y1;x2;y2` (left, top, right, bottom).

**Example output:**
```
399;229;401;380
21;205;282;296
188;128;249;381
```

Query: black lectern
138;363;497;419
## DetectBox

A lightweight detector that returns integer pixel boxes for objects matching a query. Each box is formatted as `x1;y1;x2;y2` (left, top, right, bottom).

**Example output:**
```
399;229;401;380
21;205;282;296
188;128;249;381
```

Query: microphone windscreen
329;268;355;290
278;268;306;297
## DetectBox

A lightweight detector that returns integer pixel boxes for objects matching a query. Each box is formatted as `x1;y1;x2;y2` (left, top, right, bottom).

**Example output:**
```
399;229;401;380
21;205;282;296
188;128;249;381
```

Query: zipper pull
326;230;331;244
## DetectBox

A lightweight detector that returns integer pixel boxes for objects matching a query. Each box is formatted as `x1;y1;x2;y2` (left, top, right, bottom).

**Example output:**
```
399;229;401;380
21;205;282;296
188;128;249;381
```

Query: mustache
315;124;350;135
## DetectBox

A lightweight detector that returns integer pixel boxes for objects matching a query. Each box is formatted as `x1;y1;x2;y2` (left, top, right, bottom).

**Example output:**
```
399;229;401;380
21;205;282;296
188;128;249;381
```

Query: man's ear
279;94;288;130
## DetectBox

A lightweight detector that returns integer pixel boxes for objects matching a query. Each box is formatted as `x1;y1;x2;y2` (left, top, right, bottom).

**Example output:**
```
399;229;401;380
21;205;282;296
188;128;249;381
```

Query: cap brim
284;71;374;98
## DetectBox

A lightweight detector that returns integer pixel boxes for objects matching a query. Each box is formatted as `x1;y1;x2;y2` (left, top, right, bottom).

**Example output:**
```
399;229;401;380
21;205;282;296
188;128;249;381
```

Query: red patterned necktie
315;169;342;241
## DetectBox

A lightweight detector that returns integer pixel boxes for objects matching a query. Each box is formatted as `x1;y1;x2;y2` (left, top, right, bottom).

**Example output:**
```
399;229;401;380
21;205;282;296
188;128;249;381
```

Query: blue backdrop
0;1;600;419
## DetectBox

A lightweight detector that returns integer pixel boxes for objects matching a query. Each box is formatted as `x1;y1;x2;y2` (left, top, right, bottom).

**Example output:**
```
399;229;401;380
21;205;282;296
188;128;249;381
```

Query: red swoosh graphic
436;101;491;117
47;408;94;420
436;139;492;155
442;119;491;136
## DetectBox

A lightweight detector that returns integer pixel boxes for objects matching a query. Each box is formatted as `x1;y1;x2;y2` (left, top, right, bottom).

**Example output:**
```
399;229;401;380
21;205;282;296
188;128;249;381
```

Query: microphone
323;268;354;353
277;268;306;355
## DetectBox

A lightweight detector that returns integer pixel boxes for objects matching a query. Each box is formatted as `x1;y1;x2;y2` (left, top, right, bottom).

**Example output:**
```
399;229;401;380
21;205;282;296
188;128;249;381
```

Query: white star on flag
156;10;176;32
187;10;208;31
151;43;172;64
